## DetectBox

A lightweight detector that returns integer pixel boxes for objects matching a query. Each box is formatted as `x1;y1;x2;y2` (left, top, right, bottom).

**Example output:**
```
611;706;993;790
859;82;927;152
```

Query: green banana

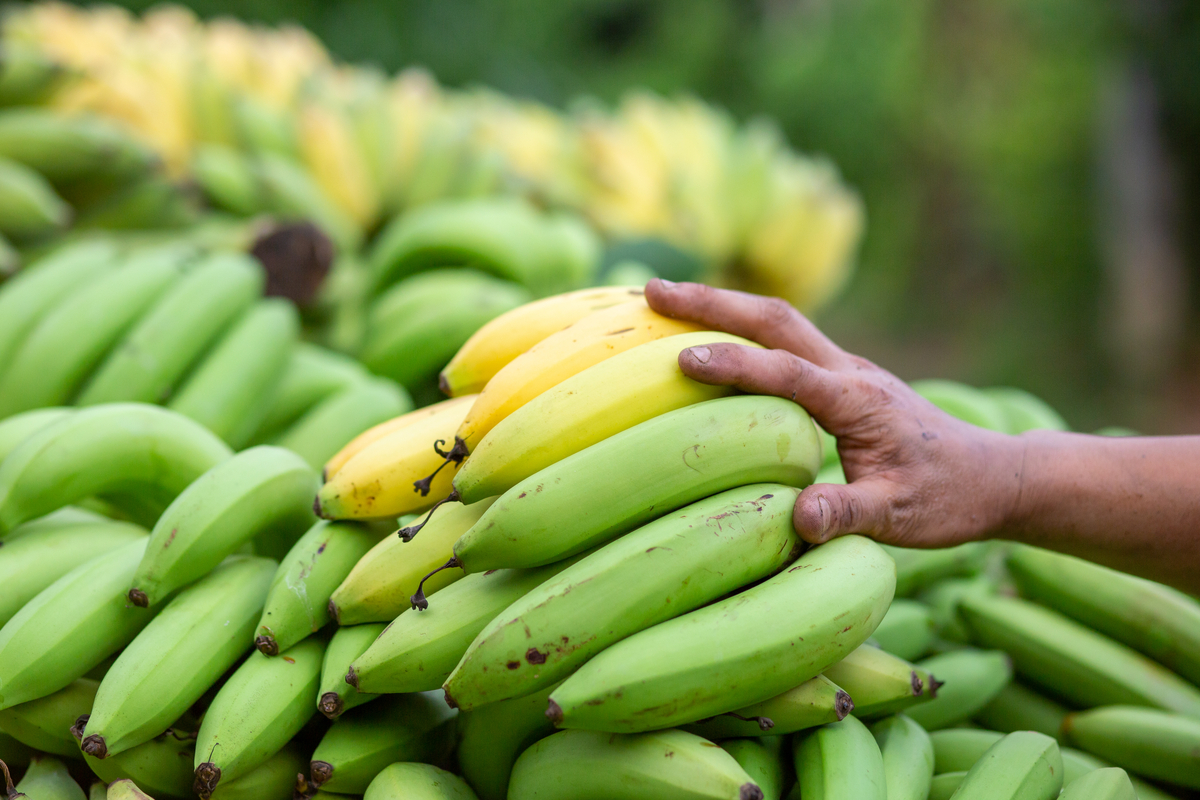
12;755;84;800
882;542;988;597
947;730;1063;800
128;446;317;608
0;513;145;626
191;145;264;217
364;763;479;800
870;599;935;661
972;681;1067;740
1060;768;1137;800
256;521;382;656
910;379;1009;432
918;574;996;643
959;592;1200;715
168;298;299;448
823;645;935;720
0;538;157;710
930;729;1004;773
1062;705;1200;789
193;638;325;797
793;715;885;800
308;691;457;795
0;43;65;106
82;727;196;800
89;782;106;800
252;343;370;443
549;535;895;733
508;728;762;800
982;387;1068;432
80;556;275;759
0;505;107;542
927;771;966;800
453;395;821;571
0;239;116;375
0;678;96;756
105;780;155;800
0;407;71;464
721;738;785;800
870;714;934;800
207;745;306;800
682;674;851;739
905;648;1011;731
447;485;802;708
0;111;157;185
0;231;16;276
0;247;187;415
1007;544;1200;685
0;156;70;240
78;253;263;405
274;378;411;470
455;684;558;800
1059;749;1178;800
255;152;361;253
318;623;385;719
328;498;495;625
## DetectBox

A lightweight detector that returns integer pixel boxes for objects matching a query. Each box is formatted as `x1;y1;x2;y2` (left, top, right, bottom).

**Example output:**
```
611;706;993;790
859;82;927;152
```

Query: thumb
794;480;891;545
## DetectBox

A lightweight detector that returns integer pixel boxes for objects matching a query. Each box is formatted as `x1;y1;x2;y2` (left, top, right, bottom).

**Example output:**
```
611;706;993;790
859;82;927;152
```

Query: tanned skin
645;278;1200;594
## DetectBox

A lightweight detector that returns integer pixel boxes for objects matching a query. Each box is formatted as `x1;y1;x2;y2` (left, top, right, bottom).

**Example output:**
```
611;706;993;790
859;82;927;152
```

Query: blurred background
35;0;1200;432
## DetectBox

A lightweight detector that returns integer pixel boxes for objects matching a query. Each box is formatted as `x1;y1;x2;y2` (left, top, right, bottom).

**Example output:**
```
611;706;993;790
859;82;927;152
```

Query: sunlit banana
12;755;84;800
0;407;71;465
128;446;317;608
318;623;385;719
274;378;411;470
508;728;763;800
0;678;96;756
948;731;1063;800
455;684;558;800
1062;705;1200;790
453;395;820;571
207;745;306;800
0;110;157;185
823;644;935;720
252;343;370;444
905;648;1011;731
81;726;196;800
549;535;895;732
910;379;1009;432
1060;768;1137;800
323;394;475;481
364;762;478;800
972;681;1067;740
720;738;785;800
983;386;1068;433
870;599;934;661
0;156;70;240
793;716;885;800
870;714;933;800
80;556;275;759
682;674;851;739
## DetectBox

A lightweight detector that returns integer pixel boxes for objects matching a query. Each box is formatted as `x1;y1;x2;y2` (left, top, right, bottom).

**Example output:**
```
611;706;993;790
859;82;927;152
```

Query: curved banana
871;599;935;661
973;682;1067;740
0;156;70;240
0;677;96;756
12;755;84;800
1060;768;1137;800
823;644;935;720
252;343;370;444
207;745;306;800
323;394;475;481
948;731;1063;800
794;716;886;800
455;685;558;800
83;726;196;799
274;378;411;470
905;648;1011;731
870;714;934;800
0;110;157;185
720;739;785;800
0;407;71;464
1062;706;1200;790
318;623;385;719
364;763;479;800
682;674;851;739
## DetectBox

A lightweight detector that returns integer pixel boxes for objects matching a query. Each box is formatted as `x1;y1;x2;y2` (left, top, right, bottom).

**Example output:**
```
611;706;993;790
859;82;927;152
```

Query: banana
930;729;1004;773
328;499;494;625
918;574;996;643
0;538;157;710
191;145;264;216
315;394;475;520
364;763;478;800
720;738;785;800
1006;544;1200;685
947;730;1063;800
256;521;382;656
128;446;317;608
905;649;1011;731
274;379;411;470
910;379;1010;432
0;239;116;375
318;623;385;719
0;156;70;240
0;110;157;185
870;714;933;800
927;771;966;800
822;644;935;720
105;780;155;800
440;285;644;397
0;505;106;541
452;395;820;571
207;745;306;800
0;513;145;627
255;152;361;254
455;685;558;800
870;599;934;661
0;231;16;276
252;343;371;444
882;542;988;597
0;403;232;534
549;535;895;733
452;298;704;449
90;782;106;800
682;674;851;739
168;298;300;448
82;727;196;800
454;331;753;502
12;755;85;800
73;175;199;231
983;387;1068;433
1061;746;1111;782
1062;706;1200;789
507;728;763;800
447;485;803;708
0;247;187;416
0;678;96;756
192;638;325;797
77;253;263;405
959;592;1200;715
793;715;886;800
0;407;71;464
1060;768;1137;800
972;681;1067;740
0;43;64;106
80;556;276;759
308;691;457;795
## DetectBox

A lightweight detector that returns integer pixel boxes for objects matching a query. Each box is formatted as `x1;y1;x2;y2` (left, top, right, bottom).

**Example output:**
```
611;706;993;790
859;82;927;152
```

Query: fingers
794;480;892;545
646;278;846;368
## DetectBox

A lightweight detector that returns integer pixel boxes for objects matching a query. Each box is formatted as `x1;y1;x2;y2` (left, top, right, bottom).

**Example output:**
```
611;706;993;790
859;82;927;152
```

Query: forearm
999;431;1200;593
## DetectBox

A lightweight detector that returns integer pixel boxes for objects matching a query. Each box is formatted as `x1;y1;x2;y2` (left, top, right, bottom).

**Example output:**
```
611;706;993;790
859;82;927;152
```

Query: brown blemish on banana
526;648;547;664
127;588;148;607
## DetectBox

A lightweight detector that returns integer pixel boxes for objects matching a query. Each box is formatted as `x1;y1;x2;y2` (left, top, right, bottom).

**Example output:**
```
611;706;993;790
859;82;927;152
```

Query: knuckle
759;296;797;328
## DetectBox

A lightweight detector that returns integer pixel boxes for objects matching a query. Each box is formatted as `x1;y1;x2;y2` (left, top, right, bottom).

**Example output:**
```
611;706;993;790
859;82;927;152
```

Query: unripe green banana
905;648;1011;731
191;145;264;217
256;521;382;656
81;556;275;759
0;678;96;756
193;637;325;797
1060;768;1137;800
0;513;145;627
252;343;370;443
0;156;70;240
364;762;478;800
448;485;802;708
972;681;1066;740
1007;544;1200;685
721;738;785;800
549;535;895;733
0;505;106;541
0;43;65;106
0;538;157;710
508;728;762;800
823;644;935;720
12;755;84;800
871;599;935;661
927;771;966;800
105;780;155;800
0;111;157;185
881;542;988;597
168;298;299;448
89;782;106;800
455;684;558;800
328;498;495;626
870;714;933;800
1062;705;1200;789
78;253;263;406
959;592;1200;715
947;730;1063;800
930;729;1004;773
308;692;457;794
0;247;188;416
910;379;1009;432
453;396;821;571
1059;750;1178;800
0;240;116;375
318;623;385;719
682;674;851;739
207;745;306;800
73;174;198;231
0;407;71;464
128;446;316;608
793;715;886;800
255;152;361;253
918;574;996;643
982;387;1068;432
274;378;411;470
82;726;196;799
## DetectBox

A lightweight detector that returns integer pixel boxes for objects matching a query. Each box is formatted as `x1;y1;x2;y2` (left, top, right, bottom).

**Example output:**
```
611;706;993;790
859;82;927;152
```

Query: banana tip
327;598;340;625
80;734;108;759
438;372;451;396
127;588;148;608
910;671;923;696
739;783;764;800
835;690;854;720
318;692;344;719
546;698;563;725
70;714;89;742
345;666;359;689
928;674;945;699
313;495;328;520
194;762;221;799
443;688;458;709
310;760;333;787
255;635;279;656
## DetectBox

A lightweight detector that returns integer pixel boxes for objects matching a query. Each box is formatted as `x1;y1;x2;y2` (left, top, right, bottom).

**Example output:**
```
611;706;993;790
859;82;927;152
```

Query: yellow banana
323;395;477;481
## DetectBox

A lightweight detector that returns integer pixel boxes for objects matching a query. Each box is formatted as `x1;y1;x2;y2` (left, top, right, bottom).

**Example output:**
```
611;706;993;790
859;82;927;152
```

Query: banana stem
397;490;459;542
409;556;462;610
412;437;468;497
1;759;23;800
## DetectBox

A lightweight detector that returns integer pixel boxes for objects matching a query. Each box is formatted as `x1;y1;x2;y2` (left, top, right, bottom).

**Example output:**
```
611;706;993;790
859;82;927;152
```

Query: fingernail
657;279;676;288
816;494;832;538
688;346;711;364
